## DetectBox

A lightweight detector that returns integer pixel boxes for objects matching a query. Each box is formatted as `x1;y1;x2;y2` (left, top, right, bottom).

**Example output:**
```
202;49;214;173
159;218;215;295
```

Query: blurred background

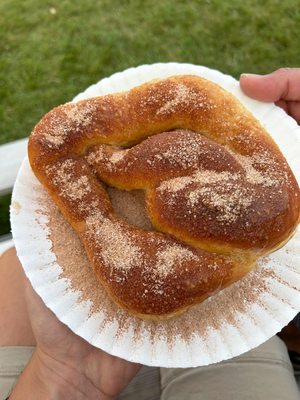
1;0;300;236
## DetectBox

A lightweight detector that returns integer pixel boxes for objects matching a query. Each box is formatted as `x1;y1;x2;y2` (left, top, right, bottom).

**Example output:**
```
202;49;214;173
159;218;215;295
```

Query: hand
240;67;300;124
11;279;141;399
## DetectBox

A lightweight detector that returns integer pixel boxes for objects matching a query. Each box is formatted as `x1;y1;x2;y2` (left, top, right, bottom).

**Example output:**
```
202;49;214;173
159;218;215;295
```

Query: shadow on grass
0;194;11;236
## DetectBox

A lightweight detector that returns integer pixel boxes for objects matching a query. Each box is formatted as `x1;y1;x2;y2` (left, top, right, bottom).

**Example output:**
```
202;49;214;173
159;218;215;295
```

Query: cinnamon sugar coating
28;75;300;319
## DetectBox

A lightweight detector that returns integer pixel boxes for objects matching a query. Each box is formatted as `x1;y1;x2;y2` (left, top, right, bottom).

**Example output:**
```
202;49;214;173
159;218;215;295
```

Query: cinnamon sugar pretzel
28;75;300;320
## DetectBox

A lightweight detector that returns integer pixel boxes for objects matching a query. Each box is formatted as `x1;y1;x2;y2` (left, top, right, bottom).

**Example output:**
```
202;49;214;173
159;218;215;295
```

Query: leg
0;248;36;398
160;336;300;400
0;248;35;346
118;366;160;400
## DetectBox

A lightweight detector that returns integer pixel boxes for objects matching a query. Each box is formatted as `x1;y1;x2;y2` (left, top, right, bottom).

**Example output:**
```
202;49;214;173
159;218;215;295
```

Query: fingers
240;68;300;102
283;100;300;125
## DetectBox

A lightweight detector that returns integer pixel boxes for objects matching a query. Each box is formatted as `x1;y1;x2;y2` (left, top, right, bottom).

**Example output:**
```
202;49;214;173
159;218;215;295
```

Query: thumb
240;68;300;102
24;279;63;334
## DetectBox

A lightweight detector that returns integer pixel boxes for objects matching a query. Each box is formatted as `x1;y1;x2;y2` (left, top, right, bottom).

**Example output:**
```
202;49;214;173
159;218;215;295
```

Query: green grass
1;0;300;235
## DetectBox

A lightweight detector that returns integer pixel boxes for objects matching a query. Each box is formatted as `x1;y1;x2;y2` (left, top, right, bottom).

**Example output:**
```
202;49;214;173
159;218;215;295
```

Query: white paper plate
11;63;300;367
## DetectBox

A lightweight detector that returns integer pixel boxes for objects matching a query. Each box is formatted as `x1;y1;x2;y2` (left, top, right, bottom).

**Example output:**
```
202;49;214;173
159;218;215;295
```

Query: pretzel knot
28;75;300;319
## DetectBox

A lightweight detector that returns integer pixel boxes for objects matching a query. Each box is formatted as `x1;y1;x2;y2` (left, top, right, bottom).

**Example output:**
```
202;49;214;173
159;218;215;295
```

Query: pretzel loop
28;75;300;319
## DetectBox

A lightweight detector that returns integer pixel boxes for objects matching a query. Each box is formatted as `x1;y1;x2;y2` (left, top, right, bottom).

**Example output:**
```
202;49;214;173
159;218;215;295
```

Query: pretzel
28;75;300;320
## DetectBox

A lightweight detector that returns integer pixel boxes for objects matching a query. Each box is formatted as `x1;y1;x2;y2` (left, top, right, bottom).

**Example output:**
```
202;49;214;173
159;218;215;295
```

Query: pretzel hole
107;187;153;231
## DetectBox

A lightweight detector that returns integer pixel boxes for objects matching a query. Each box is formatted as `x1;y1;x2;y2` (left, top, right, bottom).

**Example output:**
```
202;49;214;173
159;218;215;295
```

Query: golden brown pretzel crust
28;75;300;320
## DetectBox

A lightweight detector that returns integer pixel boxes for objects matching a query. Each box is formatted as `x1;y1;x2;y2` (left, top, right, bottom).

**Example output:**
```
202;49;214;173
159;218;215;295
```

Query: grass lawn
1;0;300;235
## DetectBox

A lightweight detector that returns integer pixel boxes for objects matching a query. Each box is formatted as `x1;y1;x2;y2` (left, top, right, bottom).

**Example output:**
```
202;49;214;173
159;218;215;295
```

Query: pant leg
118;365;160;400
0;346;35;400
0;346;160;400
160;336;300;400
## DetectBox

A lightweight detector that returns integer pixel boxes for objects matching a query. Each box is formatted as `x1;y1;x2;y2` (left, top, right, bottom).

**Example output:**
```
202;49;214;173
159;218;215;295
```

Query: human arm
10;278;140;399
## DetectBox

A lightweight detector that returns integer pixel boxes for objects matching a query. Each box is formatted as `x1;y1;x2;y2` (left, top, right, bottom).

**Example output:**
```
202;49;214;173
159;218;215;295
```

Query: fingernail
240;73;261;79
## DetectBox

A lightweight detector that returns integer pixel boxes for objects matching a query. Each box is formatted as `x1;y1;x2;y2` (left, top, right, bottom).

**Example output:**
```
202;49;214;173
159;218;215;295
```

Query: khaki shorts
0;336;299;400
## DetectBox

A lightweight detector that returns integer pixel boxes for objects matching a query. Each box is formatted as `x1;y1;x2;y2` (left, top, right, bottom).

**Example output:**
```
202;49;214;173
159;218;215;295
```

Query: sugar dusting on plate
44;188;275;347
